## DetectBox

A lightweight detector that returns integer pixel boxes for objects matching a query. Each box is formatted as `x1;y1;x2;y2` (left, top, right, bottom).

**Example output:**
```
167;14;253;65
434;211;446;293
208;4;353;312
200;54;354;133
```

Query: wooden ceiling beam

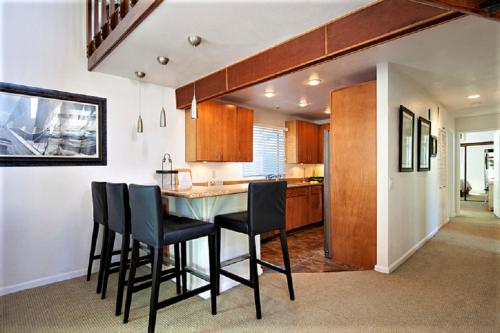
410;0;500;20
175;0;464;110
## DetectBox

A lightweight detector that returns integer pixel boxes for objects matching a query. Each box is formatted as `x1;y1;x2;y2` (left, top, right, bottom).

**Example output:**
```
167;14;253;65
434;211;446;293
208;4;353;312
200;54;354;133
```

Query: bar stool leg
279;229;295;301
208;234;217;315
86;222;99;281
249;234;262;319
148;247;162;333
124;240;139;324
101;230;116;299
115;234;130;316
174;243;181;294
96;226;109;294
215;227;221;296
181;241;187;294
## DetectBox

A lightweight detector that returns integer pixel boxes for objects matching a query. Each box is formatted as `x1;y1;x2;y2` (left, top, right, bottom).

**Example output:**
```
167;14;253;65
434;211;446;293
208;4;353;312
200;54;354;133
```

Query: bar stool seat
211;211;248;233
163;217;215;244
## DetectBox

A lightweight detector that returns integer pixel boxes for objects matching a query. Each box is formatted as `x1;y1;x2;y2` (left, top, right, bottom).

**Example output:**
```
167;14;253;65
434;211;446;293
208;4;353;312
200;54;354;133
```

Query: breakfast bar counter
160;181;322;297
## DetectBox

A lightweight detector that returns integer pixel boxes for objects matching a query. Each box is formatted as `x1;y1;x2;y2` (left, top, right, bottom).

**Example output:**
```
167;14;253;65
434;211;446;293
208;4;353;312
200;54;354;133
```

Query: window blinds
243;125;285;177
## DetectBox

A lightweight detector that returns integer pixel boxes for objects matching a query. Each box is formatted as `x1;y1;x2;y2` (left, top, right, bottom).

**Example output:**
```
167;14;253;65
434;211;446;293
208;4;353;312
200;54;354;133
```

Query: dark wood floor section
261;226;363;273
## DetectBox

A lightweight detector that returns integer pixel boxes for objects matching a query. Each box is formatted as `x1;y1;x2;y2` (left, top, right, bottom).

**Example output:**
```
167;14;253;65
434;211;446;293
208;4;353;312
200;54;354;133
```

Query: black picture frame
431;135;438;157
399;105;415;172
417;117;431;171
0;82;107;166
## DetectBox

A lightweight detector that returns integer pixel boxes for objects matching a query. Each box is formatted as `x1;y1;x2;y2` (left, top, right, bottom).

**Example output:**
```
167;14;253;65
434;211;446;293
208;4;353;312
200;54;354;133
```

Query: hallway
1;211;499;332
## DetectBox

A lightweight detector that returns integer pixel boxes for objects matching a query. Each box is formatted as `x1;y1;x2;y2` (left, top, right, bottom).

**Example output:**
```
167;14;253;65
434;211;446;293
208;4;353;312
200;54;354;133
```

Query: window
243;125;285;177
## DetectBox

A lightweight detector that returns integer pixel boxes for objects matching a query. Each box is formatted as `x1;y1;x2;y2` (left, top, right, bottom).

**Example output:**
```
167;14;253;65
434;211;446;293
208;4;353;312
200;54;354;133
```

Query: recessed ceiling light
264;90;275;98
325;107;331;114
299;99;309;108
467;94;480;99
307;78;321;86
188;35;202;47
156;56;169;65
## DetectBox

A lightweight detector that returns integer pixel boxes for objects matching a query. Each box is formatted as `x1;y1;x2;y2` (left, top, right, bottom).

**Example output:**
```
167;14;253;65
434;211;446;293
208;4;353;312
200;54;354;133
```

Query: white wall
0;1;188;294
376;63;455;273
456;114;500;133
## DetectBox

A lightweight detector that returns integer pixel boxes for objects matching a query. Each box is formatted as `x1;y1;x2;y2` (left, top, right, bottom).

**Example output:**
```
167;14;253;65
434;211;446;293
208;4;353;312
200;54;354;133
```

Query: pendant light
135;71;145;133
188;35;202;119
191;84;197;119
157;56;169;127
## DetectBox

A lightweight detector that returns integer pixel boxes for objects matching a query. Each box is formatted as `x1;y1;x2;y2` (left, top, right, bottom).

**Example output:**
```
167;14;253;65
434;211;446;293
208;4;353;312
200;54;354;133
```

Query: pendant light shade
160;107;167;127
137;114;144;133
191;91;197;119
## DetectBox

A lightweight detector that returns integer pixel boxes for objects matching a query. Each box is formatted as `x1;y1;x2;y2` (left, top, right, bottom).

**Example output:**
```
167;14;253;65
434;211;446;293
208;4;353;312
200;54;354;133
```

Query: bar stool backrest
106;183;130;235
129;184;164;248
91;181;108;226
248;181;287;235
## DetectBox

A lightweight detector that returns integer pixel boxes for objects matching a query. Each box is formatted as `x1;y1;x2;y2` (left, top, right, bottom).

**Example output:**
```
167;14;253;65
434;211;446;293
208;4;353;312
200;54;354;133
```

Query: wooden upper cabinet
196;101;223;161
237;106;254;162
221;104;238;161
185;100;254;162
286;120;321;164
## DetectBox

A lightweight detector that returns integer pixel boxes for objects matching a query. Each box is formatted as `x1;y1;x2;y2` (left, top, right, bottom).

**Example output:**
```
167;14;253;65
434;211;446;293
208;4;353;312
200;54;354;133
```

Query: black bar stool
214;181;294;319
101;183;181;316
87;181;120;293
124;184;217;333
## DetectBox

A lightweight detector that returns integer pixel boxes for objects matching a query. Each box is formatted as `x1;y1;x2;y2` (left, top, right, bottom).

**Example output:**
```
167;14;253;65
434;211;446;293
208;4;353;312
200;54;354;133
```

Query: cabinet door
308;186;323;223
221;104;238;161
309;123;319;163
197;101;223;161
237;106;254;162
297;121;308;163
286;187;308;230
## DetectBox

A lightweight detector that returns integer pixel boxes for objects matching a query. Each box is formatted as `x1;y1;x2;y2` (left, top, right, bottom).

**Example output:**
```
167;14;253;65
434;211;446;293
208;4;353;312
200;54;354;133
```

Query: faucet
161;153;173;187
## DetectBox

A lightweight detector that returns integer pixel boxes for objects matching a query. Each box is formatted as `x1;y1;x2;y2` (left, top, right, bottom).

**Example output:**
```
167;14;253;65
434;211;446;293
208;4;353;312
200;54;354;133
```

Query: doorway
459;131;496;211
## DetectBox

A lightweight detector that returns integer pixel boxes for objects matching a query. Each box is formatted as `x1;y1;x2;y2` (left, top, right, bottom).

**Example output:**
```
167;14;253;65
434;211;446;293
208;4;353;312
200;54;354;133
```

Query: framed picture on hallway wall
418;117;431;171
399;105;415;172
0;82;107;166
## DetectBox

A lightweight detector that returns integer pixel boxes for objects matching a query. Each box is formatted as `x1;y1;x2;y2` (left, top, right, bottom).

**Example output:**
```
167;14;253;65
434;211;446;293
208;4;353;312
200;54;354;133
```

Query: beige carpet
1;207;499;333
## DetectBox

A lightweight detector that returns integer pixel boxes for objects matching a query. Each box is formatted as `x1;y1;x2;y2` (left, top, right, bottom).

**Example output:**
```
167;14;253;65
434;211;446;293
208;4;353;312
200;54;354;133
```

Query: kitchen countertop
161;181;322;199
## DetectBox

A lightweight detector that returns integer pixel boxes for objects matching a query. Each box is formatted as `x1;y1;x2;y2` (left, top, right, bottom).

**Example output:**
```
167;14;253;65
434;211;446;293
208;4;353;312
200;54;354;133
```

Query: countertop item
161;182;322;199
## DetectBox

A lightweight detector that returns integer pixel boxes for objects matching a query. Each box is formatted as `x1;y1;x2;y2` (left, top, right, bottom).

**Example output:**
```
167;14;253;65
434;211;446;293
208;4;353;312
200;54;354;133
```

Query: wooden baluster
93;0;102;47
109;0;118;30
101;0;110;39
86;0;93;56
120;0;130;19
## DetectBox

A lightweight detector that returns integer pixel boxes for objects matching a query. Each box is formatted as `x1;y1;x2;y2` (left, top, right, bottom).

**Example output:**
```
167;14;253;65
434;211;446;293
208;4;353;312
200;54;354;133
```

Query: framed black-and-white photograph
0;83;106;166
399;105;415;172
431;135;438;157
417;117;431;171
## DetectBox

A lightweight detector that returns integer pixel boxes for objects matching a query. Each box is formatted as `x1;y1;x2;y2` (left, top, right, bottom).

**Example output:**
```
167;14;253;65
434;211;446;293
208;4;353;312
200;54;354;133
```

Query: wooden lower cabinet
285;185;323;231
261;185;324;240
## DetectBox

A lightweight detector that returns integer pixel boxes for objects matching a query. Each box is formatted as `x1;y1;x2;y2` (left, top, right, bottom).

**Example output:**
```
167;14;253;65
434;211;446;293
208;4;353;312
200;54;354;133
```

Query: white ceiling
94;0;373;87
222;15;500;120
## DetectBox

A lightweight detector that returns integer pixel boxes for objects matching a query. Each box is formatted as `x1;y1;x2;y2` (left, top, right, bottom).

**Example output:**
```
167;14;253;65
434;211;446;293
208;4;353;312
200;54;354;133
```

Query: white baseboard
0;268;87;297
374;224;443;274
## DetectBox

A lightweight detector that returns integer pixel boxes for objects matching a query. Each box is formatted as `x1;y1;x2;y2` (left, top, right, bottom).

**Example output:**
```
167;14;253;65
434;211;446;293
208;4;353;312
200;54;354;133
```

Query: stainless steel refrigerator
323;129;332;258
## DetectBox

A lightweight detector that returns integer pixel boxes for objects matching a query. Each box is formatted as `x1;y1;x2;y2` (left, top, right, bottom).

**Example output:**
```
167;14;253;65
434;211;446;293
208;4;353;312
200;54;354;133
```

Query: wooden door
196;101;223;161
221;104;238;161
331;80;377;268
237;106;254;162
